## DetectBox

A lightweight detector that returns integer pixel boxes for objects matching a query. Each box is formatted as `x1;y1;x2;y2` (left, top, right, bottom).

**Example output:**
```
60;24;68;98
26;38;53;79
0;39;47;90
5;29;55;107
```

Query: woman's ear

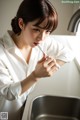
18;18;25;30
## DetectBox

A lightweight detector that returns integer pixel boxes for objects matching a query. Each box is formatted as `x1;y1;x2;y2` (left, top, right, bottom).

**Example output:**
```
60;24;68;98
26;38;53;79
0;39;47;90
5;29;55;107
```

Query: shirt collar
3;30;16;50
2;30;45;57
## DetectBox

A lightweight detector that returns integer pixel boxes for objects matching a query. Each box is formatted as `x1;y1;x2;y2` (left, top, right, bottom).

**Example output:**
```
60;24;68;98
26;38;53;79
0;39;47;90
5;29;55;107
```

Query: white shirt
0;31;74;112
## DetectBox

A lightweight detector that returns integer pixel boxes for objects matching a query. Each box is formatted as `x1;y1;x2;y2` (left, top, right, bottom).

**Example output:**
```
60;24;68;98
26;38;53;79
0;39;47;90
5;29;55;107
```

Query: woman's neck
11;33;30;49
11;33;32;64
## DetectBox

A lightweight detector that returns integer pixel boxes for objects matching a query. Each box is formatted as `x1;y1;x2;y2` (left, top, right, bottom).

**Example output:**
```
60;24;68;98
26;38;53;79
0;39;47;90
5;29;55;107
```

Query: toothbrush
37;45;60;68
37;45;47;57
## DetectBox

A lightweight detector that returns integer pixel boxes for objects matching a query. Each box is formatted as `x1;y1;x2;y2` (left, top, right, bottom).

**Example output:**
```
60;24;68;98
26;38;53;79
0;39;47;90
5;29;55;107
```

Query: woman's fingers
38;55;46;63
46;65;59;76
43;57;60;76
34;56;60;78
43;56;56;67
44;57;55;64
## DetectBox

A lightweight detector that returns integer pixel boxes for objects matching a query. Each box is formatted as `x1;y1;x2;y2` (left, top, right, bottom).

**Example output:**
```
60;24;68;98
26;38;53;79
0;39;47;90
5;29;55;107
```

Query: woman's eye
46;30;51;34
33;28;40;32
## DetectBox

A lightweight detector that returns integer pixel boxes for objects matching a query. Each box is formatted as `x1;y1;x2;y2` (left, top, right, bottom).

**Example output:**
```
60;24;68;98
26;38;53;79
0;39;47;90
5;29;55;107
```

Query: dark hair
11;0;58;35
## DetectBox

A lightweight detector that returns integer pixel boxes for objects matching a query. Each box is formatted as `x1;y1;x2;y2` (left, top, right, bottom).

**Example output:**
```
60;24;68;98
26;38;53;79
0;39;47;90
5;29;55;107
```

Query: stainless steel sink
29;95;80;120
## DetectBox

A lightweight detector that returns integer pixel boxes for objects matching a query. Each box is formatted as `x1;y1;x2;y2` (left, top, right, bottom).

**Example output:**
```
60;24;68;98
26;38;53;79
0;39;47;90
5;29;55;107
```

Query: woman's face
20;19;50;47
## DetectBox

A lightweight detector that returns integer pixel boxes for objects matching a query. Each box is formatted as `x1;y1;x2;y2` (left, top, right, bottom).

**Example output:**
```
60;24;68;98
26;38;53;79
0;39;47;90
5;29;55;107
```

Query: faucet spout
67;9;80;33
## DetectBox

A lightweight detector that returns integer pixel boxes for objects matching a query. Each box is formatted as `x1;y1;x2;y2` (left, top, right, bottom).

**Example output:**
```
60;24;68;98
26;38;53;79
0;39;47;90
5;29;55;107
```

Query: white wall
0;0;22;37
73;4;80;13
0;0;76;37
50;0;74;35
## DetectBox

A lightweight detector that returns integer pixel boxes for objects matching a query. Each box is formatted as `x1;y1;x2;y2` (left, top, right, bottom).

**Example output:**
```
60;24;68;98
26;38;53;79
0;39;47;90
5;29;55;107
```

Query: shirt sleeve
45;36;74;62
0;60;22;101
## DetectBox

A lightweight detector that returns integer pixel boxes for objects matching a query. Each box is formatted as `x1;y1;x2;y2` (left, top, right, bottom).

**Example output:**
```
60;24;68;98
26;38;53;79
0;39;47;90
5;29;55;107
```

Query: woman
0;0;73;120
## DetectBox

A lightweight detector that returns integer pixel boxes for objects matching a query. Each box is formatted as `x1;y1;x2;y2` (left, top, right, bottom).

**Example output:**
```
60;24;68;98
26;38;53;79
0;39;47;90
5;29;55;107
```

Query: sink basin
29;95;80;120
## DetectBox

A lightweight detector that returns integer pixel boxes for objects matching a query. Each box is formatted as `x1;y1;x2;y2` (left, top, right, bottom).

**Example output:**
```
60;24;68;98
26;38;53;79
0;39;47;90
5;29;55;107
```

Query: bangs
34;13;58;33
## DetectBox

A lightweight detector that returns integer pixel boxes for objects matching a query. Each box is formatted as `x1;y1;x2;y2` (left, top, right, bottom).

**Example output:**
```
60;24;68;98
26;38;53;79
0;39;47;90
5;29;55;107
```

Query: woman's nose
38;31;46;41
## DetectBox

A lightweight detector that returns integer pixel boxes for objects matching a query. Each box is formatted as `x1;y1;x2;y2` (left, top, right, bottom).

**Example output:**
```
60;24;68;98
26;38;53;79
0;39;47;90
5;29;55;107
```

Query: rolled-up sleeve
0;60;22;101
45;36;74;62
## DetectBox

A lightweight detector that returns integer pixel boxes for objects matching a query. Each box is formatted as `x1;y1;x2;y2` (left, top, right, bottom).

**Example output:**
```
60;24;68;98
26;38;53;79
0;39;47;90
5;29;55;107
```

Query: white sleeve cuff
10;82;22;99
0;82;22;100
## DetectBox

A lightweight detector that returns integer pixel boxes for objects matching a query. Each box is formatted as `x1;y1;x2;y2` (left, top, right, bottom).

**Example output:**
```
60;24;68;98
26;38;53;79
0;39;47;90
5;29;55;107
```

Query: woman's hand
21;56;60;94
33;56;60;78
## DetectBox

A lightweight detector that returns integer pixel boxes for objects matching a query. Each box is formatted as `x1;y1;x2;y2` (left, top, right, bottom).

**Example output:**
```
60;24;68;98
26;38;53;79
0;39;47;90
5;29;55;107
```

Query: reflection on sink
29;95;80;120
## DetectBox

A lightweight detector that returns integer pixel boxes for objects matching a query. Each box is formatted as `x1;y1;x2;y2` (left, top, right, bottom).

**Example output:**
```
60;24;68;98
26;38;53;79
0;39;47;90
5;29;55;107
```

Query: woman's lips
34;42;40;46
